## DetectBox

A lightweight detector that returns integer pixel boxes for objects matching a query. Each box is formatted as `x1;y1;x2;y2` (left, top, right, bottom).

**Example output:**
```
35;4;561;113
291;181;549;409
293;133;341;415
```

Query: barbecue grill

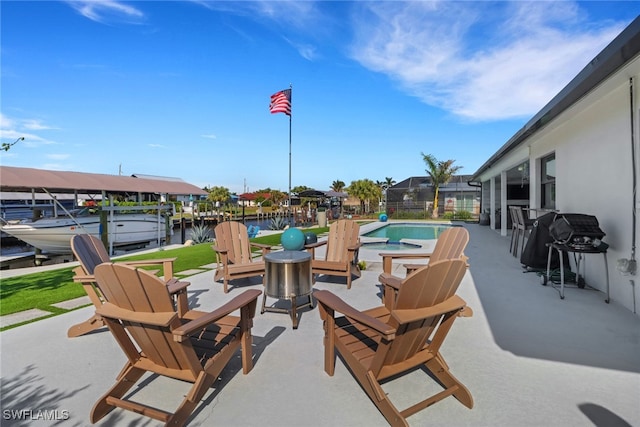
549;213;606;250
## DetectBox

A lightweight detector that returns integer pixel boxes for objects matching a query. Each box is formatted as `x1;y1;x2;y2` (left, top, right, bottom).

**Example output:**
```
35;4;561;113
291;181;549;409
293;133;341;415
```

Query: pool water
363;223;454;240
360;241;422;250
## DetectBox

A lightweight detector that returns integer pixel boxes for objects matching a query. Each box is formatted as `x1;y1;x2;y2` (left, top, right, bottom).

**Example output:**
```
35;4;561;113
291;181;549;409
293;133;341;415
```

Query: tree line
202;154;460;219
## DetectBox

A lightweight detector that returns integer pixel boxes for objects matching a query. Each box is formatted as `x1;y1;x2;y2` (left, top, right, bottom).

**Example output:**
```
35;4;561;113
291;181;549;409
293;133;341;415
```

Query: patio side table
261;250;313;329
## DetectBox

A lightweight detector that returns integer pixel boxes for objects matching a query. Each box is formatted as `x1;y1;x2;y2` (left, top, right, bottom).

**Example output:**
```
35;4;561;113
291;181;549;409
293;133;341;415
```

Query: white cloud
0;114;58;146
22;119;59;131
66;0;145;24
199;1;326;60
201;134;217;140
0;113;16;130
284;37;318;61
47;154;70;160
350;1;626;121
148;143;165;148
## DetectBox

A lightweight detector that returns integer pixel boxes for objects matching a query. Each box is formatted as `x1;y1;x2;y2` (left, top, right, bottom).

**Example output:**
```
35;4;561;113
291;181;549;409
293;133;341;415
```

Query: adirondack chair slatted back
215;221;253;265
71;234;110;275
429;227;469;263
325;220;360;262
94;263;202;377
375;259;468;369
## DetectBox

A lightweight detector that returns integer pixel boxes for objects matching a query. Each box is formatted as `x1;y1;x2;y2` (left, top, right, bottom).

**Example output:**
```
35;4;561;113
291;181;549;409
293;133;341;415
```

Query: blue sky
1;1;639;194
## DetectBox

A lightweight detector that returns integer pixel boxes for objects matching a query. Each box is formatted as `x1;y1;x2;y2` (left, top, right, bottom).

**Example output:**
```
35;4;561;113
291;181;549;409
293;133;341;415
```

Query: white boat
0;208;168;254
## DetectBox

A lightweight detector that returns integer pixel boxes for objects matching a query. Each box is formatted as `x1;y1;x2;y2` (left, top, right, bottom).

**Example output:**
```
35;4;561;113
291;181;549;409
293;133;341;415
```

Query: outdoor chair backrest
94;263;197;373
215;221;254;265
71;234;110;275
515;206;532;229
247;225;260;238
382;258;468;365
325;219;360;262
509;206;519;229
429;226;470;263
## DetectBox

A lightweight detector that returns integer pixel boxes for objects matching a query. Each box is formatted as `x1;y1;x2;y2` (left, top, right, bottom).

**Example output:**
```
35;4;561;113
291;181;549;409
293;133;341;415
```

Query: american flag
269;89;291;116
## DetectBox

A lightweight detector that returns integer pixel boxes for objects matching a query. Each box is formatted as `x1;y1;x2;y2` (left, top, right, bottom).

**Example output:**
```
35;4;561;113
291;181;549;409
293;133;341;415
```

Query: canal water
170;218;281;245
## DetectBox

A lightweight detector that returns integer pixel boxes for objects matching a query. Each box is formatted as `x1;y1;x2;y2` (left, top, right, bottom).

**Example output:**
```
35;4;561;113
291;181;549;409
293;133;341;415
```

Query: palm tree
208;186;231;218
269;189;286;209
331;180;345;193
422;153;462;218
384;177;396;188
347;179;381;215
383;177;395;211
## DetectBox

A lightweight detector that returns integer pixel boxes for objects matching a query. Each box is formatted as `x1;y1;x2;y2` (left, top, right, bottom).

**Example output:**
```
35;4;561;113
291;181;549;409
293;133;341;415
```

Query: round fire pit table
261;250;313;329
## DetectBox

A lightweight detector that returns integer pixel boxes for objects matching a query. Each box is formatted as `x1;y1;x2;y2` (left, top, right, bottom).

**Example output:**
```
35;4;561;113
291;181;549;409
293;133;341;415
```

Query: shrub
269;216;289;230
190;223;213;243
442;210;473;220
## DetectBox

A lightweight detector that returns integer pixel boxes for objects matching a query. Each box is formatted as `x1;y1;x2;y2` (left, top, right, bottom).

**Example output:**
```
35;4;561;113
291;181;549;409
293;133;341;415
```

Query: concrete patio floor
1;223;639;426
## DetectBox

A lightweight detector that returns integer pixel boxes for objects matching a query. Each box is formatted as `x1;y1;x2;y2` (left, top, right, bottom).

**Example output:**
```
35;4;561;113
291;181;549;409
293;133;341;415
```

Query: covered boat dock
0;166;208;264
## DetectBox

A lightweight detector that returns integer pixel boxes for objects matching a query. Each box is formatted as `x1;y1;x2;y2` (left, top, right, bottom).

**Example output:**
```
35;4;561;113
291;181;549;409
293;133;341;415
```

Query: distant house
470;17;640;314
386;175;481;216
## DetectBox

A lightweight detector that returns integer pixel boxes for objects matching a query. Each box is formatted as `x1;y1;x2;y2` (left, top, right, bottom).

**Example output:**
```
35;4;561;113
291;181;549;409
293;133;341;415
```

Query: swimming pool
360;241;422;251
363;223;454;241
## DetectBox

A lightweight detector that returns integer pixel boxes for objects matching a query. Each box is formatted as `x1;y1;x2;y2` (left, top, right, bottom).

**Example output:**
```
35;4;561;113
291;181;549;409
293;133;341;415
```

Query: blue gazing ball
304;232;318;245
281;227;305;250
379;213;388;222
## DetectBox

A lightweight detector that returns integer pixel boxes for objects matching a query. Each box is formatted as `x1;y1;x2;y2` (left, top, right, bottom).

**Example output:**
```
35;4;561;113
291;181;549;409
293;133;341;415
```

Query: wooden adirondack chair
379;227;469;309
305;219;362;289
314;258;473;427
380;226;470;274
212;221;272;293
68;234;190;338
91;263;261;427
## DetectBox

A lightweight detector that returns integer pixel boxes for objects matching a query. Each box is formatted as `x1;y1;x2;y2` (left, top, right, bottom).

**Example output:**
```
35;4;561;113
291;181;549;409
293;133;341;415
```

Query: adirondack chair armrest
211;244;227;253
378;252;433;259
250;242;272;255
391;295;469;324
347;246;360;264
72;267;94;283
120;258;177;279
121;257;177;266
212;245;229;262
173;289;262;341
348;241;362;251
378;273;404;291
166;279;190;294
305;240;326;259
314;290;396;339
379;252;433;274
250;242;271;249
347;244;361;261
305;240;327;250
96;302;178;326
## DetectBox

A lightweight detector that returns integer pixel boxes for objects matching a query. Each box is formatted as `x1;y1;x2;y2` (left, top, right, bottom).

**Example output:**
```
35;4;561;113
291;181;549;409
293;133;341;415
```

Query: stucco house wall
529;76;635;309
473;17;640;314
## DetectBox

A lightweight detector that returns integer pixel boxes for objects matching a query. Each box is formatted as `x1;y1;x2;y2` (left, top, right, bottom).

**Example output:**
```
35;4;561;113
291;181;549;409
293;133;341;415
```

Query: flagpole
288;83;292;225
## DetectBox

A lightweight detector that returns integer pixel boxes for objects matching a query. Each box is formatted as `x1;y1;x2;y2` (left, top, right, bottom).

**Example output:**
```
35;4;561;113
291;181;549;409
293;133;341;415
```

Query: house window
541;153;556;209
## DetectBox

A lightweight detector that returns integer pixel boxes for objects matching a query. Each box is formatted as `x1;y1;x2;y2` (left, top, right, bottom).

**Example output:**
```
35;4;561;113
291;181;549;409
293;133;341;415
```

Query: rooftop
1;222;638;426
0;165;207;196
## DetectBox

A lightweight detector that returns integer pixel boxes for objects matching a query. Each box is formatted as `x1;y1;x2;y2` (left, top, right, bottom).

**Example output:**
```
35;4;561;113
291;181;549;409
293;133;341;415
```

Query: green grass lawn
0;226;329;331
